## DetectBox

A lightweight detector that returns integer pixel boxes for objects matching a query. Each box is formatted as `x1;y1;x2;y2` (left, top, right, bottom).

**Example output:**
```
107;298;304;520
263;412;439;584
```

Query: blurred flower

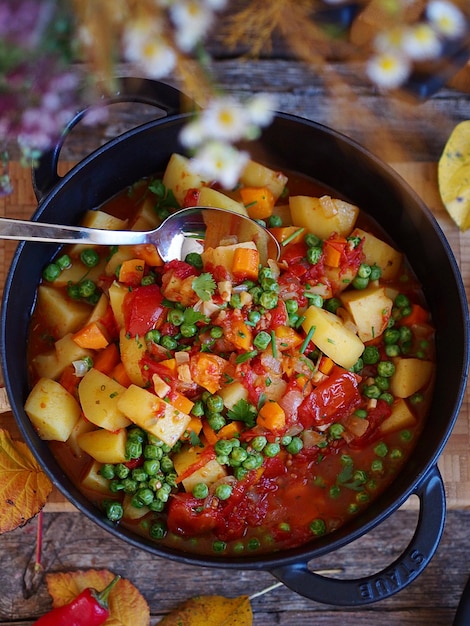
427;0;466;38
188;140;249;189
402;23;442;61
123;20;176;78
366;51;412;90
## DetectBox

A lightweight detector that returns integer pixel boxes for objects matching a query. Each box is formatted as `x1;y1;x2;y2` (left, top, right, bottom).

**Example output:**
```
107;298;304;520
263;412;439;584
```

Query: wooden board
0;161;468;512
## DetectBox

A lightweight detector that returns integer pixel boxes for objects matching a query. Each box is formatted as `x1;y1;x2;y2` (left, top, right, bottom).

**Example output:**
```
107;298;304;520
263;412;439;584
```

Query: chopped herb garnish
192;273;216;301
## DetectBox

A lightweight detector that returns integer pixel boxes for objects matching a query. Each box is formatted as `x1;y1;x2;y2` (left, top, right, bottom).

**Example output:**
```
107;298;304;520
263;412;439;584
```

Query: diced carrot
202;420;219;445
190;353;227;394
183;416;203;439
73;322;109;350
401;303;429;326
231;247;260;281
118;258;145;285
269;226;305;245
158;358;177;376
217;420;243;440
323;237;347;268
319;355;335;375
111;362;132;387
93;342;120;375
171;391;195;416
257;400;286;432
59;365;81;396
240;186;275;220
224;318;253;351
131;244;164;267
275;325;303;350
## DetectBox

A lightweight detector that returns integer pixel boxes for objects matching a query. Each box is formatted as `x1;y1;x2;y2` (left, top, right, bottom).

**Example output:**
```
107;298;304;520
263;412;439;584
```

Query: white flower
374;27;407;53
426;0;466;39
200;97;250;142
179;118;207;148
402;23;442;60
245;93;277;127
123;21;176;78
366;51;411;90
170;0;214;51
189;140;249;188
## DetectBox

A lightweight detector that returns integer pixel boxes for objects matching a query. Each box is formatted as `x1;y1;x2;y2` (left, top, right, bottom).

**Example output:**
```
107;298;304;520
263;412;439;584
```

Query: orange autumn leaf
0;428;52;533
159;594;253;626
46;569;150;626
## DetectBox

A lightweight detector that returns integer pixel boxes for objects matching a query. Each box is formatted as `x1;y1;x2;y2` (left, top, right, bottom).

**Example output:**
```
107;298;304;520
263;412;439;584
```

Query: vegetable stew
25;154;435;556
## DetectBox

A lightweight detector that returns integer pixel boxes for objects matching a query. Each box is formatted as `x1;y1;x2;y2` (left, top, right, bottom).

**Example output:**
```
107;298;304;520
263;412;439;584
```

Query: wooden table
1;52;470;625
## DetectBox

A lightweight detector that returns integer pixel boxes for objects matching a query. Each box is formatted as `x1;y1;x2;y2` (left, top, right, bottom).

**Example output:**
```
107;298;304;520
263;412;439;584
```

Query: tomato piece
167;494;220;537
298;366;361;428
164;259;198;280
123;284;166;337
281;241;308;264
183;188;200;208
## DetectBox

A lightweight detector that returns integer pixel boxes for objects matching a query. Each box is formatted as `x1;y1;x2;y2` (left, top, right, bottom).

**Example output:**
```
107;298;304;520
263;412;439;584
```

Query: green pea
212;540;227;552
193;482;209;499
230;447;248;466
259;291;278;309
180;323;197;337
57;254;72;270
210;326;223;339
380;392;394;405
100;464;115;480
324;297;342;314
329;424;345;439
207;412;226;431
285;299;298;315
305;293;323;308
145;329;161;343
352;275;369;290
399;326;412;343
310;518;326;536
206;394;224;413
362;345;380;364
214;438;233;456
377;360;396;378
329;485;341;499
67;283;81;299
254;331;271;350
242;452;264;469
264;442;280;457
215;484;233;500
286;436;303;454
114;463;130;479
121;478;138;493
42;263;61;282
191;400;205;417
363;384;381;399
247;538;261;551
132;467;148;482
160;335;178;350
357;263;371;279
150;520;167;539
144;444;162;460
160;456;174;473
167;309;184;325
80;248;100;268
234;466;249;480
395;293;410;308
268;214;283;227
385;344;401;357
136;488;155;506
105;501;123;522
149;499;165;512
251;436;267;452
248;310;261;324
305;233;322;247
374;442;389;457
371;459;384;472
78;279;96;298
375;376;389;391
369;264;382;280
307;246;322;264
354;409;368;419
143;459;160;476
126;440;142;460
184;252;203;269
127;428;145;443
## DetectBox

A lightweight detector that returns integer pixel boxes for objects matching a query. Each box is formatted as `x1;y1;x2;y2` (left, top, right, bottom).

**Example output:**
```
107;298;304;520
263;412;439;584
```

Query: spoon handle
0;217;148;245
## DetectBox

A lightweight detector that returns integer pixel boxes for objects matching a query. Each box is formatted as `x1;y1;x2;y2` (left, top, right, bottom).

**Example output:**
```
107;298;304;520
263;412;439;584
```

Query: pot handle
270;465;445;606
32;77;187;201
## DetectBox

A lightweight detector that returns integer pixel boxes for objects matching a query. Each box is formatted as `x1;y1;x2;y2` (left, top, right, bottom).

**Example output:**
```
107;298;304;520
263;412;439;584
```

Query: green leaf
192;273;216;301
227;399;257;428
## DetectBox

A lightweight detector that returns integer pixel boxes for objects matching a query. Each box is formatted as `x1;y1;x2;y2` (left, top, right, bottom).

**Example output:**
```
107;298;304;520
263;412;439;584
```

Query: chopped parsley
192;273;216;301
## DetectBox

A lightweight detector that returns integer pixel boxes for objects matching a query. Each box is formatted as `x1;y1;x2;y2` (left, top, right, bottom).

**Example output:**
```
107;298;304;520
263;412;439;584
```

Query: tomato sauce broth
26;161;435;557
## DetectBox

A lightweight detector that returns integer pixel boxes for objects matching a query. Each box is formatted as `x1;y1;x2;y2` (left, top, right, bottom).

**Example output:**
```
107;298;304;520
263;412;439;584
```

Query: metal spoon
0;206;280;264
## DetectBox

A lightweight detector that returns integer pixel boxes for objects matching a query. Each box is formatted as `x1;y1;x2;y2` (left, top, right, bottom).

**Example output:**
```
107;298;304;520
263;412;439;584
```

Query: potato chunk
380;398;417;434
173;445;227;492
81;459;113;494
240;159;288;201
289;195;359;239
78;368;131;431
25;378;81;441
37;285;90;338
118;385;192;447
301;306;364;369
351;228;403;281
77;428;128;463
162;153;206;205
119;329;146;386
197;187;248;215
340;286;392;342
390;358;434;398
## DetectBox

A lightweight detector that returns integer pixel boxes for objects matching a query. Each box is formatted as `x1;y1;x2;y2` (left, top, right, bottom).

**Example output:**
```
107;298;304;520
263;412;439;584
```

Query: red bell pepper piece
33;575;120;626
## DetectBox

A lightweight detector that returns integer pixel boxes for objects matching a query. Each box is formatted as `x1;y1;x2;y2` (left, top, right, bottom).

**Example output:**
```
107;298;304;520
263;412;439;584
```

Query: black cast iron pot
1;78;468;606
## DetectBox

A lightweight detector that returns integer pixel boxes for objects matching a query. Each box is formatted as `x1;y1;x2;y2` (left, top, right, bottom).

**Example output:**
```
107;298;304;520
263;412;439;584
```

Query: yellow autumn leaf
0;428;52;533
438;120;470;230
45;569;150;626
159;594;253;626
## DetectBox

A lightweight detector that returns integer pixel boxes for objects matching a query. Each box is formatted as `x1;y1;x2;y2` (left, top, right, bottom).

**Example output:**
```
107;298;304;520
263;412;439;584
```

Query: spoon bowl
0;206;280;264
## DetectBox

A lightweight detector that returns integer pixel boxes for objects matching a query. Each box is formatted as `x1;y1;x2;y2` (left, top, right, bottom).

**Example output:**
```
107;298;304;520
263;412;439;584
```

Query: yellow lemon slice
438;120;470;230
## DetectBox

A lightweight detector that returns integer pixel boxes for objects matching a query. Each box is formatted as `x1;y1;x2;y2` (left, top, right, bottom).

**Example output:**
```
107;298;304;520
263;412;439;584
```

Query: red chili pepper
33;575;120;626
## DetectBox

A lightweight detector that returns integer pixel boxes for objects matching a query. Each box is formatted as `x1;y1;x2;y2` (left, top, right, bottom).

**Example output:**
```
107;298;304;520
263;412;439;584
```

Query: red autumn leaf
0;428;52;533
